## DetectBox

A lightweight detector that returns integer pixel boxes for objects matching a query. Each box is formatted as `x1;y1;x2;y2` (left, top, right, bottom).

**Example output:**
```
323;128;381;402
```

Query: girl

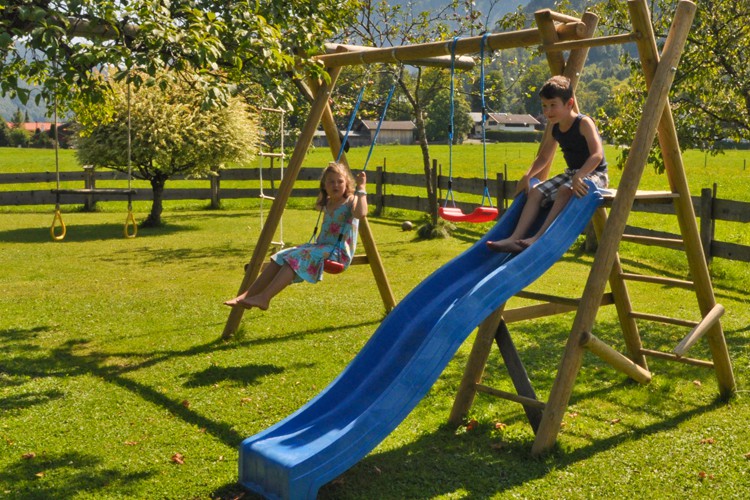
224;162;367;310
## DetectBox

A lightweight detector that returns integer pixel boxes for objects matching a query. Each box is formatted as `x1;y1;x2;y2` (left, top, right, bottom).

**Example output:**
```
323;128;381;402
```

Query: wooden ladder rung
580;332;651;384
259;152;285;158
350;255;369;265
475;384;546;410
619;272;694;289
621;234;684;250
601;189;679;204
629;311;699;328
640;348;714;368
505;292;614;323
673;304;724;357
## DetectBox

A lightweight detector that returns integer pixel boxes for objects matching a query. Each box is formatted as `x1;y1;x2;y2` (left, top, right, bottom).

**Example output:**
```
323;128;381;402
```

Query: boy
487;75;608;253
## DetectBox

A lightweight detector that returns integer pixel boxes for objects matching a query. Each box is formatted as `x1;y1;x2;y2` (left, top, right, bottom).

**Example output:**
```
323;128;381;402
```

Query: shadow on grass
183;363;284;388
314;400;720;499
0;221;196;243
0;450;153;499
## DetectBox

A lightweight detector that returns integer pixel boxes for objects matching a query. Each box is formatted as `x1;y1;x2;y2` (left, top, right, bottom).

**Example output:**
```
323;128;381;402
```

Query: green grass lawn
1;145;749;498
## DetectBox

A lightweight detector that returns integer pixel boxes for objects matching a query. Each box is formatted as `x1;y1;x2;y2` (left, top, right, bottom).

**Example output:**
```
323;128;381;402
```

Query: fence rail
1;166;748;263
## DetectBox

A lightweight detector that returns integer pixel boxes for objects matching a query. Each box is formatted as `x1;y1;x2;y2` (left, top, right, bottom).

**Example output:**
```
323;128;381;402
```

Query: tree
0;1;360;112
425;88;473;143
593;0;750;167
0;119;10;146
74;69;260;227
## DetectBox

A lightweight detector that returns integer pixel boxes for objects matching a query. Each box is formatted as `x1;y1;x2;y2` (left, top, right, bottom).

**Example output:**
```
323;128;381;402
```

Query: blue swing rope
479;32;494;208
443;36;459;208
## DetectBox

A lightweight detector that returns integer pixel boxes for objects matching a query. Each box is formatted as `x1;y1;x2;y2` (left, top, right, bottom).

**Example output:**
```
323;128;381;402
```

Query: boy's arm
517;131;558;194
571;116;605;197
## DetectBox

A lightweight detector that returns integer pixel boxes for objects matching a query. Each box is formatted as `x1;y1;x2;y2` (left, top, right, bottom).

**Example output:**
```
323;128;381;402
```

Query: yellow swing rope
124;77;137;238
50;83;66;241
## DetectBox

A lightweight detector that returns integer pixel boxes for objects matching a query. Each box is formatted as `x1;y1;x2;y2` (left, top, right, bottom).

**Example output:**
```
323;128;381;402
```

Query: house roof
6;122;55;132
358;120;416;131
469;113;540;126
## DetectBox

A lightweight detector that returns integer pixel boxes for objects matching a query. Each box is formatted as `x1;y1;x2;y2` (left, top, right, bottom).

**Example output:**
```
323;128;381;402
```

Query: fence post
375;165;384;216
495;171;505;214
210;171;221;209
83;165;96;212
699;185;715;265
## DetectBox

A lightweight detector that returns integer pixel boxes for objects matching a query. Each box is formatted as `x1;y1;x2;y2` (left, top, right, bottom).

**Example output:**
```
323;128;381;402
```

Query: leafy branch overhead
0;0;360;109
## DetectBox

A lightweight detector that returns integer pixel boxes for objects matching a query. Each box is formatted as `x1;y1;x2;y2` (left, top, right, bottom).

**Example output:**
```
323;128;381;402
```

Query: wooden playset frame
223;0;735;455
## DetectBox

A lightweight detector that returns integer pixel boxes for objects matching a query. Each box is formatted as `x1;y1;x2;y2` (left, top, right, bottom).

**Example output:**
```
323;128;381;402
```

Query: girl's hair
539;75;573;102
316;161;356;208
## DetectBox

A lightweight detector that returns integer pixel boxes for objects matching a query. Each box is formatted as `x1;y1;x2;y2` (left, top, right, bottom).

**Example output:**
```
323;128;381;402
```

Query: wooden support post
221;67;343;339
449;305;506;425
374;166;384;216
83;165;96;211
673;304;725;357
532;0;697;456
580;332;652;384
210;172;220;209
628;0;735;397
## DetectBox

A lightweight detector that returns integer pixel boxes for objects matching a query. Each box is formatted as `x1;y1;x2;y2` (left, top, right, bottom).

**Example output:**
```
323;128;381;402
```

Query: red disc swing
439;35;499;224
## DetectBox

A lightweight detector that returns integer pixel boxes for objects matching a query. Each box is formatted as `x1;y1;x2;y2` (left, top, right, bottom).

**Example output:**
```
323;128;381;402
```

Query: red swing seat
323;259;346;274
439;205;499;223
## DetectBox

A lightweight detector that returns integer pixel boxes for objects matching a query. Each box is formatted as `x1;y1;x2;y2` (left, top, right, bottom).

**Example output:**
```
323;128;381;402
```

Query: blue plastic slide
239;181;604;499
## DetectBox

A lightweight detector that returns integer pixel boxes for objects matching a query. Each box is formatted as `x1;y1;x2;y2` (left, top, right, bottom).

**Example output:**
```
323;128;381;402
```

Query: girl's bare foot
235;295;269;311
486;239;524;253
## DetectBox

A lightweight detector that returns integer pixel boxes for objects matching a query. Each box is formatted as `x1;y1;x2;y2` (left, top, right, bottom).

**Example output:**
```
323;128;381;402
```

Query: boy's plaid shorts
534;168;609;205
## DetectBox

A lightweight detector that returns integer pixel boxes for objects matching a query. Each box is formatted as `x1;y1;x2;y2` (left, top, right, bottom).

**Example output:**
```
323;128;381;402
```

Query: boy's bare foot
518;236;538;249
486;239;524;253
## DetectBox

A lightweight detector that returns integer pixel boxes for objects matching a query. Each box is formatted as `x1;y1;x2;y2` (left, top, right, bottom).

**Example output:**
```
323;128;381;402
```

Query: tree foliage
0;0;360;111
74;69;260;226
593;0;750;169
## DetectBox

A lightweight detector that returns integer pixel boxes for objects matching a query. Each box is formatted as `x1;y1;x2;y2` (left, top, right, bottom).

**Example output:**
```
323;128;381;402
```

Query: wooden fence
1;165;749;263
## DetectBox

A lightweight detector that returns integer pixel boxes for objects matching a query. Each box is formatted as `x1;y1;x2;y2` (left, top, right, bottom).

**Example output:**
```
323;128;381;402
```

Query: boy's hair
539;75;573;102
316;161;355;208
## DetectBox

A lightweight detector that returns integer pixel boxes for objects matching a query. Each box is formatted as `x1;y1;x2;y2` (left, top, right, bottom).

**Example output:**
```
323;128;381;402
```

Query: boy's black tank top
552;114;607;173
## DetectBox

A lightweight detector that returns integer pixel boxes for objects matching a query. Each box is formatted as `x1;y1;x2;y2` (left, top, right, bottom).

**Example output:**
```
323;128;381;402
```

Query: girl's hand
356;171;366;190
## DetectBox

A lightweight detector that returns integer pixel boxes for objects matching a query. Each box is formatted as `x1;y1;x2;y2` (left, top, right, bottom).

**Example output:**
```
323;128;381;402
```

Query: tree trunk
414;109;438;226
143;175;167;227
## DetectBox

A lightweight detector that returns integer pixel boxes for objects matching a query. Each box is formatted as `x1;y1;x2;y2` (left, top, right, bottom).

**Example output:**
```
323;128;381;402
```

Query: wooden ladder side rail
627;0;735;397
532;1;697;456
580;331;652;384
639;349;714;369
592;207;647;368
311;79;397;313
673;303;725;357
619;272;694;290
221;66;343;339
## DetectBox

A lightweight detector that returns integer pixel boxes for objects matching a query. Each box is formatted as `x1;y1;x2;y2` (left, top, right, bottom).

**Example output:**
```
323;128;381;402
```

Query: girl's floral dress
271;199;358;284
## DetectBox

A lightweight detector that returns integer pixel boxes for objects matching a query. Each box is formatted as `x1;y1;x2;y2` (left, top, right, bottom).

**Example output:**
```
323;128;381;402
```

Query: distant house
469;113;540;136
6;122;54;133
312;119;416;148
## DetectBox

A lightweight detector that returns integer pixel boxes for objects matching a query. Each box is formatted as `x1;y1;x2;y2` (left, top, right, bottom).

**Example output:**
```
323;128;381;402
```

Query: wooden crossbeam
475;384;546;410
621;234;684;250
629;311;699;328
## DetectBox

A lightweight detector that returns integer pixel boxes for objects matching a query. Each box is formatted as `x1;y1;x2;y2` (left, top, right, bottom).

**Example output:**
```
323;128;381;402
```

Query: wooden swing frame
222;0;736;456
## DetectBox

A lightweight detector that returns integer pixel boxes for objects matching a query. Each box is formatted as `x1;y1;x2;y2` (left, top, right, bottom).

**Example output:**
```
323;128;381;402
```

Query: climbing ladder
449;0;735;456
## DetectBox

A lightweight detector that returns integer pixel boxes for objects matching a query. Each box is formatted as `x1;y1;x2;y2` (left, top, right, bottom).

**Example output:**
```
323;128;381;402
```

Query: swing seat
324;259;345;274
439;205;499;223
